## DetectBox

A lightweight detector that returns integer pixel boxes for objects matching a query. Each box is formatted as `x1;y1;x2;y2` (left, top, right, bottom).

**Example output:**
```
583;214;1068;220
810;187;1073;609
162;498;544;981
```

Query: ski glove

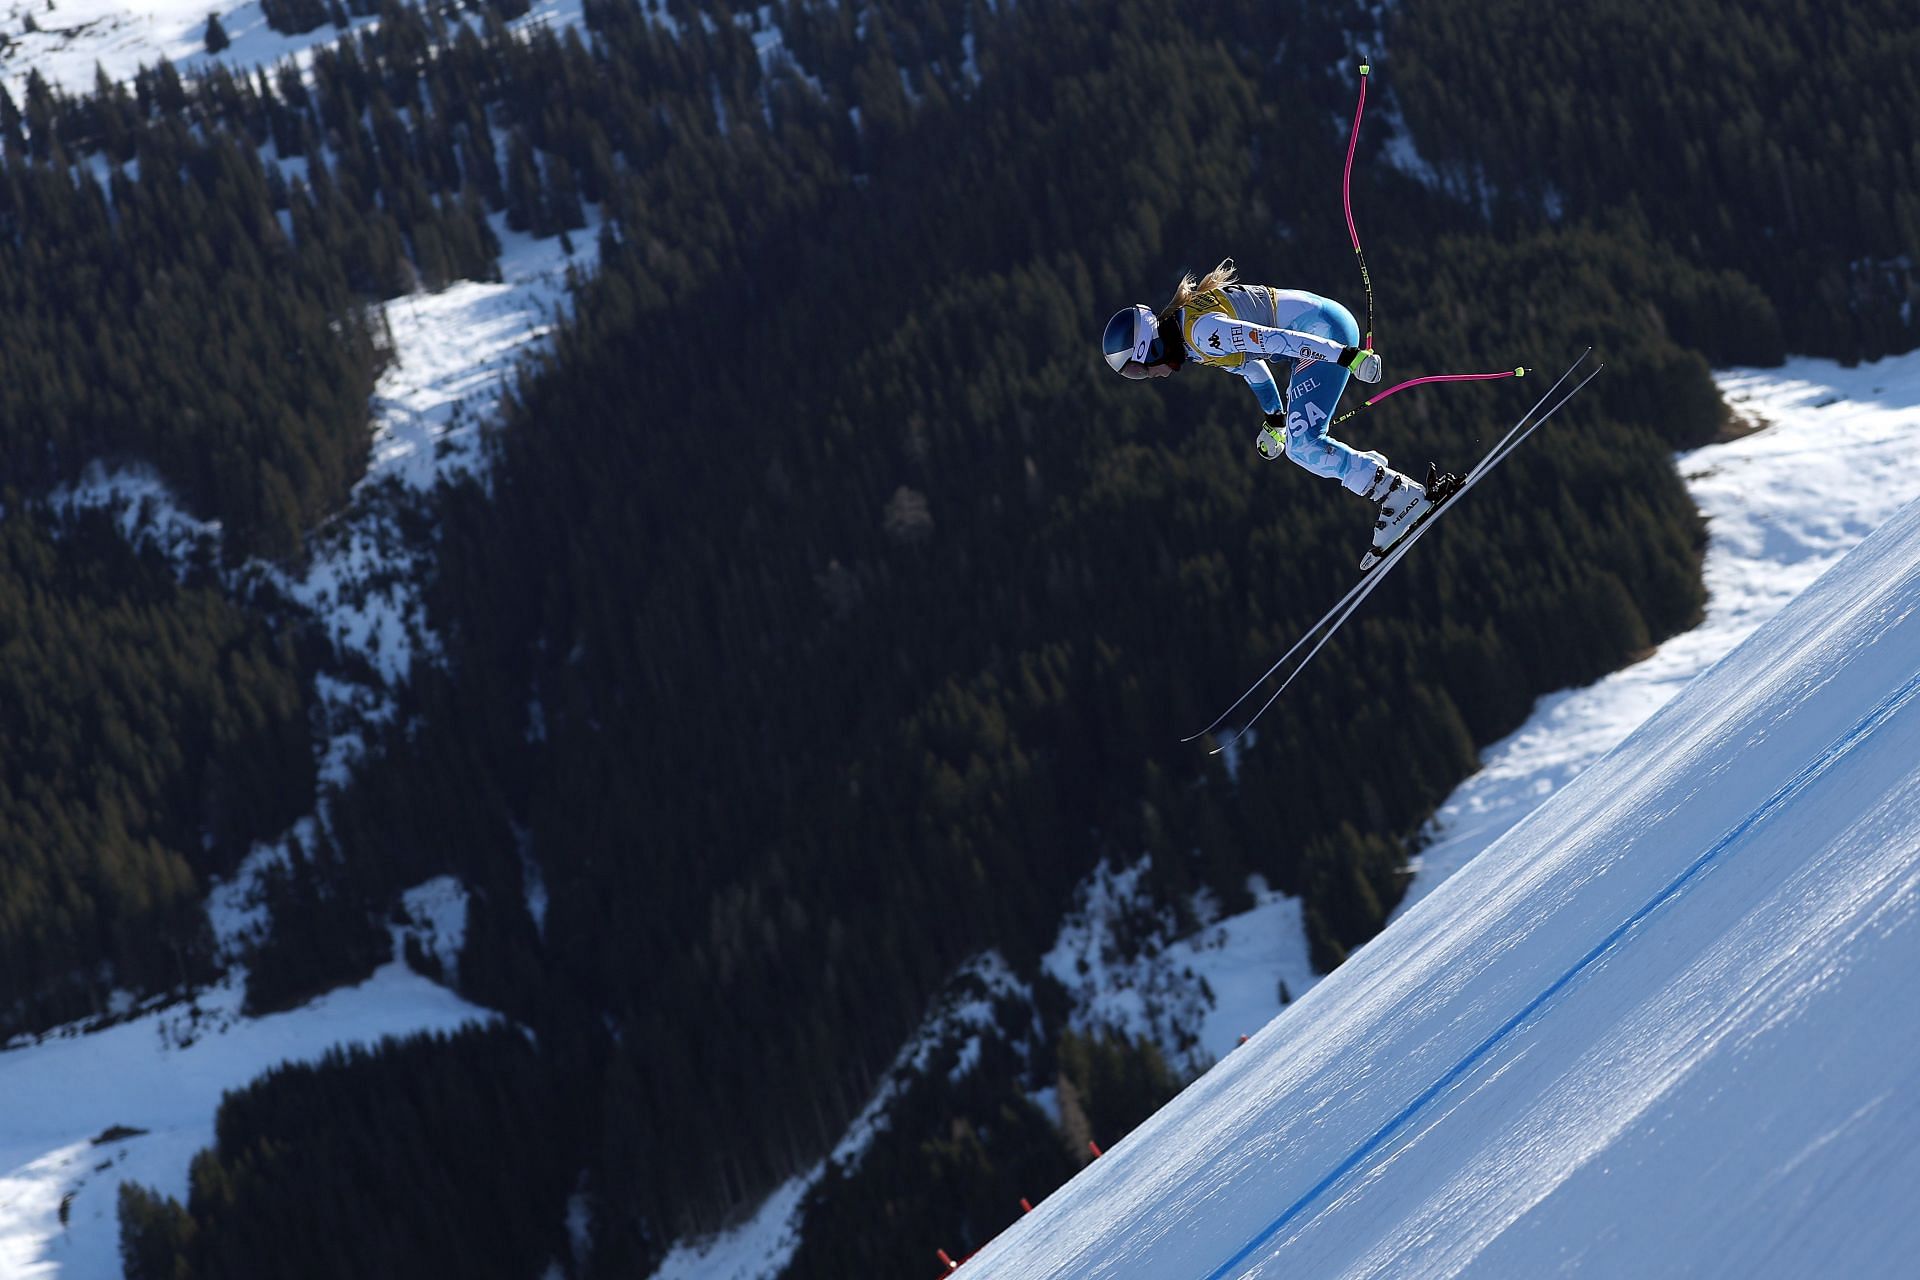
1339;346;1383;384
1257;412;1288;461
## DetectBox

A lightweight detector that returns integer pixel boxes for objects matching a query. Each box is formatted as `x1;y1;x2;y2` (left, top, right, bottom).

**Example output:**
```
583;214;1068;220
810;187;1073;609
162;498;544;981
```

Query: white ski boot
1361;462;1425;539
1360;462;1461;569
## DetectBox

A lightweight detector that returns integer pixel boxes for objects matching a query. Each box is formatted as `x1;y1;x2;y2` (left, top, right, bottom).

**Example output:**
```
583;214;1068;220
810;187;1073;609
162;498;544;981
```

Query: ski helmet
1102;304;1165;380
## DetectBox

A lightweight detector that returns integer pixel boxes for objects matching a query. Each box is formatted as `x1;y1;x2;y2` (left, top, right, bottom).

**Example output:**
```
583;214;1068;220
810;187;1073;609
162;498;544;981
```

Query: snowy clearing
648;955;1034;1280
1;0;589;99
3;155;597;1280
0;958;495;1280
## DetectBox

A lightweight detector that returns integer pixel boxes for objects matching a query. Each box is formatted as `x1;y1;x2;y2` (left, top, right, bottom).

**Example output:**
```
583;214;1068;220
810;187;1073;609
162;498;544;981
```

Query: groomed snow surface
5;330;1915;1275
964;373;1920;1274
655;353;1920;1279
1403;354;1920;910
13;16;1912;1275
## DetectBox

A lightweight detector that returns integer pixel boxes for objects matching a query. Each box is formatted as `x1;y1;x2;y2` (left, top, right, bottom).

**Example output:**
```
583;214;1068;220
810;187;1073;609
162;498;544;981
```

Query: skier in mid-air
1132;66;1597;747
1102;258;1458;561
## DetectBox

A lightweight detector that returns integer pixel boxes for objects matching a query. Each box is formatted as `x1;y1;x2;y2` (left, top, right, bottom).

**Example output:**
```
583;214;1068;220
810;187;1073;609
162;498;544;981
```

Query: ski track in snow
648;352;1920;1279
9;3;1920;1269
1402;351;1920;911
965;380;1920;1279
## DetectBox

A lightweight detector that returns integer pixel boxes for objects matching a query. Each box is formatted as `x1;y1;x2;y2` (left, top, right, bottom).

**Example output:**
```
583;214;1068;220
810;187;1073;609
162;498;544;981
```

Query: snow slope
3;92;599;1280
0;0;587;99
0;957;494;1280
962;461;1920;1276
1405;351;1920;907
1041;861;1317;1079
1009;352;1920;1088
0;216;594;1280
649;956;1037;1280
652;354;1920;1279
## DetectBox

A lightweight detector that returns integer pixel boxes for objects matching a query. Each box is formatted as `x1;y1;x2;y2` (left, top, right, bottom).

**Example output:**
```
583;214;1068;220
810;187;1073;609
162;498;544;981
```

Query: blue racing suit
1178;286;1387;496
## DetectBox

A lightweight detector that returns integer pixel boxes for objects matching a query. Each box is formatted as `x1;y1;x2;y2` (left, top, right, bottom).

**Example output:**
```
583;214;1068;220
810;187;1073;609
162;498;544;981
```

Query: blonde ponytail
1160;258;1238;323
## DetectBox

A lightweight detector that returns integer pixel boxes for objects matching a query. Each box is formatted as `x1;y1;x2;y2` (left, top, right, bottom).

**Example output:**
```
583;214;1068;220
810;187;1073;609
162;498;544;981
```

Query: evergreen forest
0;0;1910;1274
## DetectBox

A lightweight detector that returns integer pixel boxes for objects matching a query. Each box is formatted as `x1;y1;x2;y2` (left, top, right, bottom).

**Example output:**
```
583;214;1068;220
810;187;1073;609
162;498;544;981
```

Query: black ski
1185;351;1604;756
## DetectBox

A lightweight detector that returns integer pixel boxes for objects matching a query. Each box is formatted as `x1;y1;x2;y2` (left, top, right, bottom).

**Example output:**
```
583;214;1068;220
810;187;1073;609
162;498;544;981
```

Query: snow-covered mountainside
2;15;600;1276
0;953;493;1279
641;352;1920;1279
1403;353;1920;911
963;424;1920;1276
650;956;1037;1280
977;352;1920;1090
7;6;1918;1275
0;0;586;97
0;204;595;1280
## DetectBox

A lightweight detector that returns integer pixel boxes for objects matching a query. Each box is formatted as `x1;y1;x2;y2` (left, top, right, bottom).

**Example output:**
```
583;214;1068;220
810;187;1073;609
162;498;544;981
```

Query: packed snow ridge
965;474;1920;1277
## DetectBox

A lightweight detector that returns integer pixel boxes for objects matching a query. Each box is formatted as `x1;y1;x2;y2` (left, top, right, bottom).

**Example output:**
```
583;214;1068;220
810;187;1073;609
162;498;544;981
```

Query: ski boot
1361;462;1462;570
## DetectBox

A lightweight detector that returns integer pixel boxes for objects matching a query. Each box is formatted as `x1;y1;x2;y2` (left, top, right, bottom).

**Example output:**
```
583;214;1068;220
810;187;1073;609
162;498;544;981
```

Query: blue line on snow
1204;663;1920;1280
